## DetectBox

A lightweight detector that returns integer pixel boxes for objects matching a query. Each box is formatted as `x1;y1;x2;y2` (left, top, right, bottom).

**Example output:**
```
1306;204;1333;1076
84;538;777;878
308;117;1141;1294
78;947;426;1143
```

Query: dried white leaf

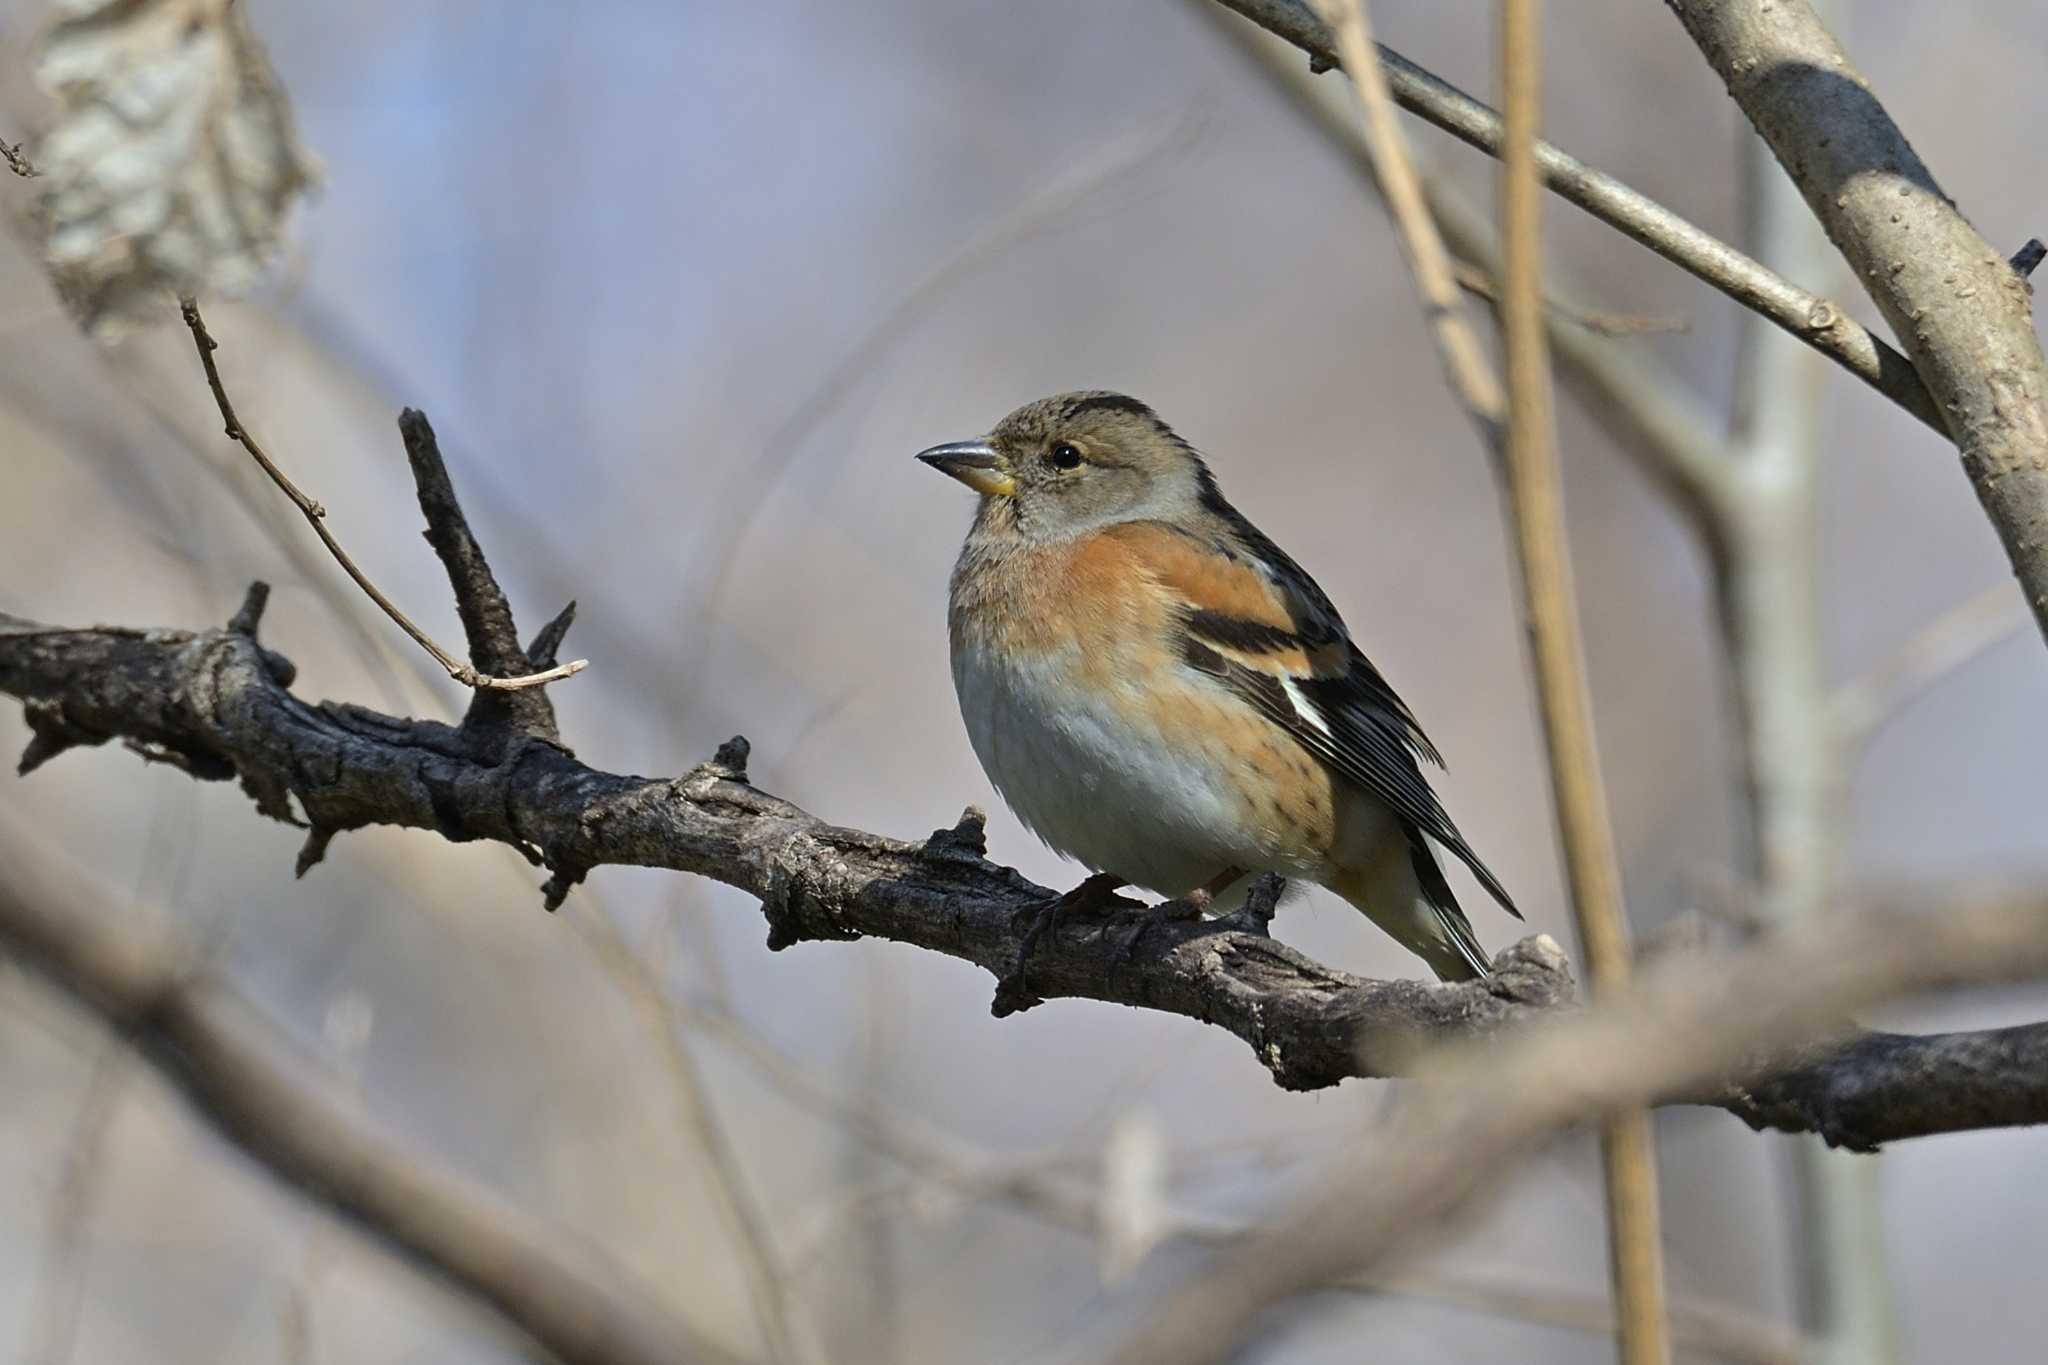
29;0;317;337
1098;1108;1167;1285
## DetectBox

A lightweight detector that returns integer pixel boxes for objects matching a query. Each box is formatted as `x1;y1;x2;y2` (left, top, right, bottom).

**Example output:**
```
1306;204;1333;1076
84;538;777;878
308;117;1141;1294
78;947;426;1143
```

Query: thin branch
1830;581;2030;750
679;106;1199;693
1100;892;2048;1365
1307;0;1503;431
175;299;586;692
1449;258;1688;337
1204;0;1944;432
1188;3;1738;534
0;840;750;1365
1498;2;1669;1359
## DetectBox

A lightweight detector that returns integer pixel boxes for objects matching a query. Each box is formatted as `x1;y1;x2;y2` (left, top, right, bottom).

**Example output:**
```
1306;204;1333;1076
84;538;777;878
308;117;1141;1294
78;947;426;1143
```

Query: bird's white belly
952;636;1291;896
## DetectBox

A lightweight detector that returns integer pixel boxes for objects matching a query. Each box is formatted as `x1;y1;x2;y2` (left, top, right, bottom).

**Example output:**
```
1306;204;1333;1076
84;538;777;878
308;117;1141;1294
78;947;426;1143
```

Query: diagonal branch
1661;0;2048;645
0;839;749;1365
1100;890;2048;1365
1204;0;1943;432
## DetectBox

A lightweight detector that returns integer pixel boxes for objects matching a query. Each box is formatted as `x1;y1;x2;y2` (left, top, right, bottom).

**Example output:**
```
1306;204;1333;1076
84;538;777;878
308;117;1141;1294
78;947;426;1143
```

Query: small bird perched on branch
919;392;1519;981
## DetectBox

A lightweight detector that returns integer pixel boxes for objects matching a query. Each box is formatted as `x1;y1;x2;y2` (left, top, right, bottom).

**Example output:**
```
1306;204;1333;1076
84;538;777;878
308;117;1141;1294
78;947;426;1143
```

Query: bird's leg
991;871;1127;1017
1183;864;1249;913
1113;865;1247;968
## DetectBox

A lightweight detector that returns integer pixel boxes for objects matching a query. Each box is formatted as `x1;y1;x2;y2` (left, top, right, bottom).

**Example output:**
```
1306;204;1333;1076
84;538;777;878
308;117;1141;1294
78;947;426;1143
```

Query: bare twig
1102;892;2048;1365
1498;3;1668;1359
680;107;1198;691
1830;581;2029;750
1307;0;1503;431
1449;258;1688;336
1204;0;1943;432
1188;4;1736;534
175;299;586;692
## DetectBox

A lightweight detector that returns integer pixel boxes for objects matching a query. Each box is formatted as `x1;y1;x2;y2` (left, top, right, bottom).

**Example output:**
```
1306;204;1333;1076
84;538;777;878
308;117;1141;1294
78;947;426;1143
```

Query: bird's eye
1049;442;1083;470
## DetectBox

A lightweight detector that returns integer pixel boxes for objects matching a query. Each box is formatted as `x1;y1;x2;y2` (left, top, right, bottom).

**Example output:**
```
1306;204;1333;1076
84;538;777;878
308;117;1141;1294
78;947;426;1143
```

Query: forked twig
176;298;586;692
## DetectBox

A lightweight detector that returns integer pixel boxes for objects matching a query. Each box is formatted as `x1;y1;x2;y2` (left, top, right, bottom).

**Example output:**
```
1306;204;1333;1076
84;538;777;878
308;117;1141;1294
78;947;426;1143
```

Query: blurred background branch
0;829;751;1365
1103;889;2048;1365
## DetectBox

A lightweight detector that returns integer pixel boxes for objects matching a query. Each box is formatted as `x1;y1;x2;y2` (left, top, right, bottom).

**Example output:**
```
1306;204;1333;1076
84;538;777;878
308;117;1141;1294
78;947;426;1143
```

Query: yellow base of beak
917;441;1015;497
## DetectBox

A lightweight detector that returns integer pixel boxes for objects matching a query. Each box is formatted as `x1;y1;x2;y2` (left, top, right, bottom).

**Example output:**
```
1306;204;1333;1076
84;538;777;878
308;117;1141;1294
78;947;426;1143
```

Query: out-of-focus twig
21;1046;125;1365
0;834;752;1365
1102;891;2048;1365
1497;2;1668;1359
572;904;812;1365
681;105;1200;689
1345;1270;1811;1365
1450;258;1687;336
1830;581;2029;750
687;992;1810;1365
176;298;586;692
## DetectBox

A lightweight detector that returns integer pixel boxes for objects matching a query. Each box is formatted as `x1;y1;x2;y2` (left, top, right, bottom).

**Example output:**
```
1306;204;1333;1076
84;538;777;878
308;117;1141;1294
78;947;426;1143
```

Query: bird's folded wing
1130;521;1521;921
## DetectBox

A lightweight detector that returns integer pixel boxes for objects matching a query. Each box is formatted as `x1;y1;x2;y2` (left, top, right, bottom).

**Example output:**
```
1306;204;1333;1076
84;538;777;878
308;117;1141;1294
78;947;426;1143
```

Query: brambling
919;391;1519;982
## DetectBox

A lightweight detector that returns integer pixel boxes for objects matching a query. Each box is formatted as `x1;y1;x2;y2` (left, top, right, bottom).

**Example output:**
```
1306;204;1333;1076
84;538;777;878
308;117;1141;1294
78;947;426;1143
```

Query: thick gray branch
5;603;2048;1147
1663;0;2048;642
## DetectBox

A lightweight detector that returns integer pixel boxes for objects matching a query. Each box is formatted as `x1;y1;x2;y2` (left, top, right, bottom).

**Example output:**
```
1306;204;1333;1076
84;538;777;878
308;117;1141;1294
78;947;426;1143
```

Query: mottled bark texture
1663;0;2048;641
3;408;2045;1146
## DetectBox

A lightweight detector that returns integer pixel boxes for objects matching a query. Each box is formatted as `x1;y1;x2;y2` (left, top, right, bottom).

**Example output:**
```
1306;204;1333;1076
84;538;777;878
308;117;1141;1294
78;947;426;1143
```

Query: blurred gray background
1;1;2044;1361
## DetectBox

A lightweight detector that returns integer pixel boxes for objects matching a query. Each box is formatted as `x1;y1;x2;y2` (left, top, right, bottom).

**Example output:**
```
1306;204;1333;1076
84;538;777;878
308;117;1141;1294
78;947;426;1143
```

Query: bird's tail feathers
1330;832;1491;983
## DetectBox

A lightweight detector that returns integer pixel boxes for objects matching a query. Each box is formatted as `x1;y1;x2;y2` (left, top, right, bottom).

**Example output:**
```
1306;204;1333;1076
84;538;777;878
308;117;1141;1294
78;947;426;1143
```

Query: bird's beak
916;439;1015;497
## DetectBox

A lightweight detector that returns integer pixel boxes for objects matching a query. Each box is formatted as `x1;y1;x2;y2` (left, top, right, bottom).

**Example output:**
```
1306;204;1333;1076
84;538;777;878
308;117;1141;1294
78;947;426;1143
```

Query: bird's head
917;391;1212;542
